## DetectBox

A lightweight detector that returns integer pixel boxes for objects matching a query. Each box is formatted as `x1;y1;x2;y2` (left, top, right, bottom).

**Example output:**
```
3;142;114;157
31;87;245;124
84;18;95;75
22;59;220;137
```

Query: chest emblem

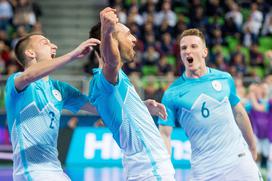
211;80;222;91
52;90;62;101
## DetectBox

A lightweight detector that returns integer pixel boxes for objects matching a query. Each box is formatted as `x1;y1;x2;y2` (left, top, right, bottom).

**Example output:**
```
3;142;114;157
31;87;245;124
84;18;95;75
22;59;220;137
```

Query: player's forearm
159;126;173;155
101;30;121;84
233;104;256;151
15;53;75;91
102;31;121;67
162;135;171;155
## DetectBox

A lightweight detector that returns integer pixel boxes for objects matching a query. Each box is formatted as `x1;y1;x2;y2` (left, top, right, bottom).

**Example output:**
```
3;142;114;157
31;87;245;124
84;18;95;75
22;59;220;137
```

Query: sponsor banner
66;128;191;168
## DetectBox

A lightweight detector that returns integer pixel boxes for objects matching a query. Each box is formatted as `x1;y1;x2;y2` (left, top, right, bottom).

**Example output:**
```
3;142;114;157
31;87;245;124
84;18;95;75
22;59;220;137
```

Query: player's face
30;35;58;62
179;35;208;72
115;23;137;63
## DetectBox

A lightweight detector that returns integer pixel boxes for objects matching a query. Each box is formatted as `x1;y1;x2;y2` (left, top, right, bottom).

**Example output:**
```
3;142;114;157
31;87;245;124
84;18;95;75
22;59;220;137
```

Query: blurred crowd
82;0;272;102
0;0;42;77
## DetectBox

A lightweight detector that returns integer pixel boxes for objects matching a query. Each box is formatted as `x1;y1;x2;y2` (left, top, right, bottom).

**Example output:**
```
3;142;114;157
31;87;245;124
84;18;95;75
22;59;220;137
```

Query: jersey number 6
201;102;210;118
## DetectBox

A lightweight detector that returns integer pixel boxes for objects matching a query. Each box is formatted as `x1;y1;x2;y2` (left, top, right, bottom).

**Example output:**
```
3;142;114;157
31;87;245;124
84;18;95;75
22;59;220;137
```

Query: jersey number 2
49;111;55;129
201;102;210;118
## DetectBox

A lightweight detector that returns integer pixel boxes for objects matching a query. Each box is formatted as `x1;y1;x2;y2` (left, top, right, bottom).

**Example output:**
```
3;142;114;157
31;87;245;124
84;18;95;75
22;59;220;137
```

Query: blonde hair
179;28;206;47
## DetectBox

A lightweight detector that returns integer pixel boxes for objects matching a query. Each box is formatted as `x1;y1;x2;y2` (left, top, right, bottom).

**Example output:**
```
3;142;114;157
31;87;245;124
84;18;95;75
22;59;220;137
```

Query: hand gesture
99;7;121;67
100;7;118;35
144;99;168;120
70;38;100;59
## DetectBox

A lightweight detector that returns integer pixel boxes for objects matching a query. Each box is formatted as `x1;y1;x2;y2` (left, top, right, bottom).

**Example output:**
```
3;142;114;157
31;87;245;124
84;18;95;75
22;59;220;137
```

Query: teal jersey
89;69;174;179
159;68;248;179
5;73;88;180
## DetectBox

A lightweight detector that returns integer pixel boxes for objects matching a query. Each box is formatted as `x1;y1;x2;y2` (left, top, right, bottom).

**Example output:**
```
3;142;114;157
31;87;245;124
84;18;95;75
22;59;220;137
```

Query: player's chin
122;53;135;63
122;57;134;63
186;64;196;70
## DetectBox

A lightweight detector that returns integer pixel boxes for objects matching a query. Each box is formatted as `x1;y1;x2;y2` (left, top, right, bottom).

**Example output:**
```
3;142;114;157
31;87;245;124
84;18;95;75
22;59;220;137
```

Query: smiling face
15;34;58;67
179;29;208;77
29;35;58;62
115;23;137;63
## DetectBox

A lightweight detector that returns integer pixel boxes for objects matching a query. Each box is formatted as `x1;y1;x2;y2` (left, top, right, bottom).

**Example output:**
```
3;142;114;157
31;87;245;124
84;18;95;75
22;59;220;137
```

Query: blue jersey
89;69;174;179
5;73;88;180
158;68;249;179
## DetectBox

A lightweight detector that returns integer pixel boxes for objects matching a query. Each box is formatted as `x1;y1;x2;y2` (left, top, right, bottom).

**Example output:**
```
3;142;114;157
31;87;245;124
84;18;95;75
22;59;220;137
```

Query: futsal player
159;28;262;181
5;33;100;180
89;7;175;180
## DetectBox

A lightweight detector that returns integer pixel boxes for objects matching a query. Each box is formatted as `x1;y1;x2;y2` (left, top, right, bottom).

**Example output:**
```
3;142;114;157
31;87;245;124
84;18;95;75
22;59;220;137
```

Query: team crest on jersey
52;90;62;101
211;80;222;91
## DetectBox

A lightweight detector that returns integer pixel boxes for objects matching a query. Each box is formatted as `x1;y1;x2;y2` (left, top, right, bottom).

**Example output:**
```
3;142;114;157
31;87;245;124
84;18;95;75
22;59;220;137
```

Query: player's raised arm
100;7;121;84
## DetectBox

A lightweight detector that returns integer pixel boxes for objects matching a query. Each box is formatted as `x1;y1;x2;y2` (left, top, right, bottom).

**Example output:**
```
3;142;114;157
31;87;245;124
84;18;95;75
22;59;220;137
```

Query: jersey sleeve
5;72;29;97
89;68;123;105
227;74;240;106
6;73;18;96
158;91;176;127
58;81;89;113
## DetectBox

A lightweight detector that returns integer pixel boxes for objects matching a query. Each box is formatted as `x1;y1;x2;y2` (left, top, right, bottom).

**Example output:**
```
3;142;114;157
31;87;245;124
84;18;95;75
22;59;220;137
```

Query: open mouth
187;57;193;64
51;53;56;58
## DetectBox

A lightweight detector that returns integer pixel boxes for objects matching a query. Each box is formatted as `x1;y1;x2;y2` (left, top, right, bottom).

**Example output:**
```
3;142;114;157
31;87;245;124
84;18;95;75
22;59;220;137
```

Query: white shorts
190;151;262;181
14;171;71;181
123;151;175;181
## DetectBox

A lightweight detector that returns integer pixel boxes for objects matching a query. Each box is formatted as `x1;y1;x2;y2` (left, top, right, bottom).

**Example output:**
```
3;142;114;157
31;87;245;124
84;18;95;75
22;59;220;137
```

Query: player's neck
186;66;208;78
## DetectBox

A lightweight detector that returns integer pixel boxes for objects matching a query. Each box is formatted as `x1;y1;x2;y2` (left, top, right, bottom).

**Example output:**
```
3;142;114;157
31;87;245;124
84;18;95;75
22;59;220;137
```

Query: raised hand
100;7;121;68
70;38;100;59
100;7;118;35
144;99;168;120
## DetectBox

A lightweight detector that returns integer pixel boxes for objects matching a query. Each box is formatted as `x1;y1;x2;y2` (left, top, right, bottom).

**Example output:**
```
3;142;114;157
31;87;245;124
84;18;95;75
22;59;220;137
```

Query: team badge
211;80;222;91
52;90;62;101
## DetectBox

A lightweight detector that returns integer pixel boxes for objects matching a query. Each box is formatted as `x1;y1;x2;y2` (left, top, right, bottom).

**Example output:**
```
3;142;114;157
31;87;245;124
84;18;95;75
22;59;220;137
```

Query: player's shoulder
209;68;232;80
91;68;127;79
6;72;23;91
7;72;21;82
165;76;186;96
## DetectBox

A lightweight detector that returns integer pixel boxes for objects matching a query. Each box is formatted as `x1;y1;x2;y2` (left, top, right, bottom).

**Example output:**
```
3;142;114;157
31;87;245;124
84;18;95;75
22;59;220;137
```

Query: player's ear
203;47;208;58
25;49;36;59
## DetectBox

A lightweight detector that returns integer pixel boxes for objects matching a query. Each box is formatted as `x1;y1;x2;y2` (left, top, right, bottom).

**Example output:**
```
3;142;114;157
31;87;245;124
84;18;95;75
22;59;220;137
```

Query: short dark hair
14;32;42;67
89;22;101;56
179;28;206;47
